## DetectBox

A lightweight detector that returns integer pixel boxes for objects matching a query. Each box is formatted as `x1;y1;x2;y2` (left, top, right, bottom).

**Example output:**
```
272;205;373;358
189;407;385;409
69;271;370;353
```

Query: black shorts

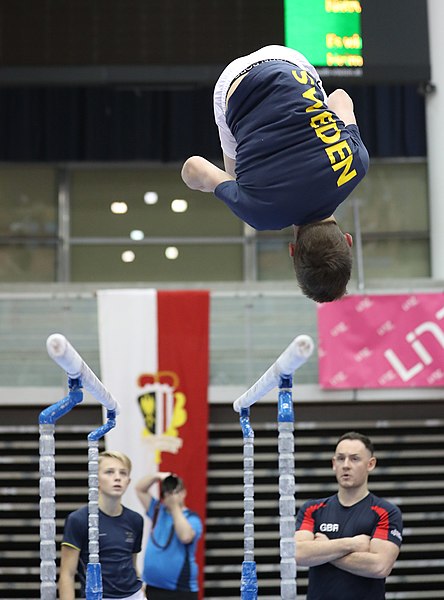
145;585;198;600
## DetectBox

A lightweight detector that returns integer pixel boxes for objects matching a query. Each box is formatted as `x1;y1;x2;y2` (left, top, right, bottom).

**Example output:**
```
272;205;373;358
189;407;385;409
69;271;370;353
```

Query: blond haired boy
59;451;144;600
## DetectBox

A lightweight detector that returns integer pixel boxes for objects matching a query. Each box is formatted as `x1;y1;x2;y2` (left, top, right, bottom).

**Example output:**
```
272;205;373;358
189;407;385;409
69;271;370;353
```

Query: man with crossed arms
295;431;403;600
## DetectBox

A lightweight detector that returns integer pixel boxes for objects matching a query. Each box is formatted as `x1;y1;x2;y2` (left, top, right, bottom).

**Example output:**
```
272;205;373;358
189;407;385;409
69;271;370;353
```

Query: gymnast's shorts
213;45;327;159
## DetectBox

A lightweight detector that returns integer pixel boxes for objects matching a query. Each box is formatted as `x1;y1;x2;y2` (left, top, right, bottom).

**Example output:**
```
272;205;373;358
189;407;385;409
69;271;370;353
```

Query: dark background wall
0;83;427;161
0;0;429;161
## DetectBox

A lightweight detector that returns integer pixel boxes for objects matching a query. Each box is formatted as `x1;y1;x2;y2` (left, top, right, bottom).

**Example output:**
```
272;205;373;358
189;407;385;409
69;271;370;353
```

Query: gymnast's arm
181;155;234;193
295;530;371;567
331;537;400;578
58;544;80;600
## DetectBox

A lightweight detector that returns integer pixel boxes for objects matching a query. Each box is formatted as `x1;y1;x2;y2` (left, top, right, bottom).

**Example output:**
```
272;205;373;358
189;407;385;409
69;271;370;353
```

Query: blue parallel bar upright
277;374;297;599
85;410;117;600
39;378;83;600
41;333;121;600
240;407;258;600
233;334;314;598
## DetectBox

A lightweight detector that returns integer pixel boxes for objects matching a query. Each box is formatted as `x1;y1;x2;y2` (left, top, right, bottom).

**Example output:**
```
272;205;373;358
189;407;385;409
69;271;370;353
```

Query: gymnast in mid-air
182;45;369;303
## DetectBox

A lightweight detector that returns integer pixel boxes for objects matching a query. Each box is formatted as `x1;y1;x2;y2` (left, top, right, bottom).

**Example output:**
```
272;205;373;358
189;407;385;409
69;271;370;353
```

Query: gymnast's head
289;219;353;303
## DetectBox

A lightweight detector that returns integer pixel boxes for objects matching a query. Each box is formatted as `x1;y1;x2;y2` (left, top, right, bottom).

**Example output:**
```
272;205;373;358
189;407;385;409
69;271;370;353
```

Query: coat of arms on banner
137;371;186;462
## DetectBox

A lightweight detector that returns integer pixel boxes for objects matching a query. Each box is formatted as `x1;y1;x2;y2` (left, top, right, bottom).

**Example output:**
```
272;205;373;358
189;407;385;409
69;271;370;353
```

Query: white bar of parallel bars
233;335;314;412
46;333;120;414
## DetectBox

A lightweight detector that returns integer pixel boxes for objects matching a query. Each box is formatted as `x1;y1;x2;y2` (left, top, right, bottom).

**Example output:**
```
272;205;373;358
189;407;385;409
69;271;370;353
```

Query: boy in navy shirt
181;45;369;303
59;451;144;600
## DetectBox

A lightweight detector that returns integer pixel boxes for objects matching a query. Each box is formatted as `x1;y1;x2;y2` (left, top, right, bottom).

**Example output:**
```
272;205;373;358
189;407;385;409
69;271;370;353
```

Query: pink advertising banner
318;293;444;389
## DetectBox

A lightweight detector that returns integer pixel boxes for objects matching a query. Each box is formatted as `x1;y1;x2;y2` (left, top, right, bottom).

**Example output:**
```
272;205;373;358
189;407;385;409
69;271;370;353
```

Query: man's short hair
293;221;352;303
336;431;374;456
98;450;132;473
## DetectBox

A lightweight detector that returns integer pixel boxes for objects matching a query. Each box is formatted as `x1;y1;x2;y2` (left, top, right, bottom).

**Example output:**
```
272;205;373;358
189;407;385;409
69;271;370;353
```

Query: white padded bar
46;333;120;414
233;334;314;412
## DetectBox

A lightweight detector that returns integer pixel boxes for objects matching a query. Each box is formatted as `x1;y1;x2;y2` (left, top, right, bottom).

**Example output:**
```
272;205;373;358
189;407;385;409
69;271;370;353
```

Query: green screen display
284;0;362;69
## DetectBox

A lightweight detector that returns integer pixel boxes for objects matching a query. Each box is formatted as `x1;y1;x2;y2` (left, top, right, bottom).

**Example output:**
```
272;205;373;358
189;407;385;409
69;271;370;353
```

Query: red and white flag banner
318;293;444;389
97;289;209;595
